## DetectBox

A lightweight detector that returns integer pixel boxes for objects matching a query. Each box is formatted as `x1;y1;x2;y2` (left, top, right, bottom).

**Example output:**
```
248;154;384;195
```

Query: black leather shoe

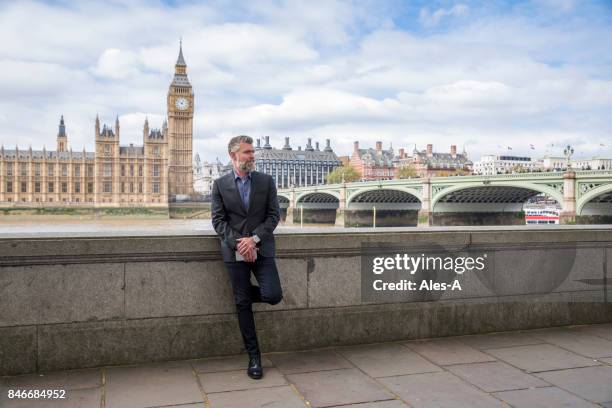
247;355;263;379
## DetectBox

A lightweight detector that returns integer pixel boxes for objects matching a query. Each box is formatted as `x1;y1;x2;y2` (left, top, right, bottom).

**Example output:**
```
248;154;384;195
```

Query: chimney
298;146;302;151
324;139;332;152
256;138;261;149
283;137;292;150
315;141;320;151
306;138;314;151
427;144;433;157
354;141;359;152
376;141;382;152
264;136;271;149
399;148;405;158
450;145;457;158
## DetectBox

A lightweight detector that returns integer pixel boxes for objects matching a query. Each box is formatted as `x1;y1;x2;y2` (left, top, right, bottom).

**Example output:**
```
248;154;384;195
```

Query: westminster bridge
278;170;612;226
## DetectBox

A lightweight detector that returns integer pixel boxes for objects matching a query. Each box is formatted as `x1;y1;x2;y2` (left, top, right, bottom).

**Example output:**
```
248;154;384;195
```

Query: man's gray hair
228;135;253;154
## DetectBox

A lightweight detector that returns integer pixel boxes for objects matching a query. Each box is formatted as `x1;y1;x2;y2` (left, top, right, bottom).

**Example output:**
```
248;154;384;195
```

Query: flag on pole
507;146;513;150
529;144;535;150
600;143;606;147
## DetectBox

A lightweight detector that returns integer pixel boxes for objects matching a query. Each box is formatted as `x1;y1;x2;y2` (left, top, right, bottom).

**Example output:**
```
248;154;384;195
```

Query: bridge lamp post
564;145;574;170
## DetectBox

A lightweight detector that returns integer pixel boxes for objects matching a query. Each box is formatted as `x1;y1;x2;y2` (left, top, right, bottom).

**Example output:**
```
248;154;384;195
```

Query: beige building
0;45;194;207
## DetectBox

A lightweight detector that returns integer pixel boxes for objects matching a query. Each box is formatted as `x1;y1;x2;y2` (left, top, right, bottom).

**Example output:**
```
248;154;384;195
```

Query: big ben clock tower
167;42;194;197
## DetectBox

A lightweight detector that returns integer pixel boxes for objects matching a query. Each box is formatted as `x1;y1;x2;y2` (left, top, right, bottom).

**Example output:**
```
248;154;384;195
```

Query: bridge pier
560;170;577;224
334;183;347;227
284;207;295;225
418;177;432;227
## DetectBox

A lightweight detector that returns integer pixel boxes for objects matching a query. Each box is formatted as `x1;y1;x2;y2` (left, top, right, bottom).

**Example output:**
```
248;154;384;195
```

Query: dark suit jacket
211;171;280;262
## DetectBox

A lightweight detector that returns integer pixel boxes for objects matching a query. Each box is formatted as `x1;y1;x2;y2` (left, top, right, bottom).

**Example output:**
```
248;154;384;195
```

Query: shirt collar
233;169;251;181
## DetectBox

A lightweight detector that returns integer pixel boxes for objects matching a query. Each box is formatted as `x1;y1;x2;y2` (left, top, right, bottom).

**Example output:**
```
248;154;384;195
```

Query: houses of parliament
0;45;194;207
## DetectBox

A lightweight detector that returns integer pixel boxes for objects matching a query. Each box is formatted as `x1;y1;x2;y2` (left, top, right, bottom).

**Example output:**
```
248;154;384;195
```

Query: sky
0;0;611;163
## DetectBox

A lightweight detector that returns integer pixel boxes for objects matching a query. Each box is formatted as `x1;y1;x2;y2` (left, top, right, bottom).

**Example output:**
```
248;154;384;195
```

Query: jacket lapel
225;174;247;215
247;172;257;214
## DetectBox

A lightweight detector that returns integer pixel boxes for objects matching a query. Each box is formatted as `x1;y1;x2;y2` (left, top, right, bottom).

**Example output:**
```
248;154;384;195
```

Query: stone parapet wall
1;226;611;375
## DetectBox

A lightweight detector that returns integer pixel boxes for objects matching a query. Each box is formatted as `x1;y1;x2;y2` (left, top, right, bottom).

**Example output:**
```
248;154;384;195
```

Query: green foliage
326;166;361;184
396;165;418;179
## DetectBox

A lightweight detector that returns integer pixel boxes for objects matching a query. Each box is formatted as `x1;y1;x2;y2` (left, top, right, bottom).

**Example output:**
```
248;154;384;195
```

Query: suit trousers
225;256;283;357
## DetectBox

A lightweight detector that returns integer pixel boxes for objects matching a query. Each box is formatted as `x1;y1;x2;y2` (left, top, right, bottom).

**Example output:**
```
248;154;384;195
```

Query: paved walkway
2;324;611;408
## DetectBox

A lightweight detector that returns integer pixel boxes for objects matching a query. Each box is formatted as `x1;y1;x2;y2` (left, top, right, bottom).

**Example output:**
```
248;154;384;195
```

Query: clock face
175;97;189;110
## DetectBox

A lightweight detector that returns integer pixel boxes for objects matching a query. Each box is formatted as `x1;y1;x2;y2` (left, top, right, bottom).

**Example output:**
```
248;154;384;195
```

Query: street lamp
563;145;574;169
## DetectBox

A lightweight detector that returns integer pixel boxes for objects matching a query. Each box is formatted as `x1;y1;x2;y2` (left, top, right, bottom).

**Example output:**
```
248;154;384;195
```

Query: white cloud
0;0;610;164
92;48;139;79
419;4;469;27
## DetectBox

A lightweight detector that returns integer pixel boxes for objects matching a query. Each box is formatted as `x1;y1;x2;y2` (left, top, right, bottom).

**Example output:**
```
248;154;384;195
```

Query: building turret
95;114;100;138
143;117;149;140
115;115;120;139
57;115;67;152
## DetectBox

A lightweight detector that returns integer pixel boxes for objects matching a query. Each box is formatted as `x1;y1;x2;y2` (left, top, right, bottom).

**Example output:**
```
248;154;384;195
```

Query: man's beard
237;159;256;172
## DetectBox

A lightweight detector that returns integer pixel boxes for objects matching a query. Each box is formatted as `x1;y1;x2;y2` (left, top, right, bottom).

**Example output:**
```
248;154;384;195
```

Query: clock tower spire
167;40;194;198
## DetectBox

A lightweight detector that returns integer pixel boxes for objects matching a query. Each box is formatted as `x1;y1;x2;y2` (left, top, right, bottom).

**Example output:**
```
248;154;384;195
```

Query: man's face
231;142;256;172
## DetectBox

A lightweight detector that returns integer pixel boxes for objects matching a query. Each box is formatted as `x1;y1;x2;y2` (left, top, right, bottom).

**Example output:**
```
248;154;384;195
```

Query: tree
396;165;418;179
326;166;361;184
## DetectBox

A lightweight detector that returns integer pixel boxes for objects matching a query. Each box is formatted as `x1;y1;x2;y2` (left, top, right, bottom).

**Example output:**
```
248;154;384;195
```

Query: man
211;135;283;379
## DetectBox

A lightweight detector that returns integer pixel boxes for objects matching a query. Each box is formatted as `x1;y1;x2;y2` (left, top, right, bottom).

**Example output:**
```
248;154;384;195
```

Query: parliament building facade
0;45;194;207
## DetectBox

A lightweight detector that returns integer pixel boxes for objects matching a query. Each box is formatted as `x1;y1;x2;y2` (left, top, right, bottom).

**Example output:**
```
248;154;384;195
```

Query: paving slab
191;354;273;373
486;343;599;372
403;338;496;366
0;387;102;408
573;323;612;341
207;385;306;408
535;366;612;403
379;371;507;408
493;386;598;408
199;367;287;393
105;361;203;408
446;361;549;392
268;349;352;375
458;331;544;350
336;343;441;378
530;328;612;358
3;368;101;390
328;401;409;408
287;368;393;408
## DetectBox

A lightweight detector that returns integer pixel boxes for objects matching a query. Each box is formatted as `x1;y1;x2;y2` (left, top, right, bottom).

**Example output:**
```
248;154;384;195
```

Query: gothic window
21;182;26;193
